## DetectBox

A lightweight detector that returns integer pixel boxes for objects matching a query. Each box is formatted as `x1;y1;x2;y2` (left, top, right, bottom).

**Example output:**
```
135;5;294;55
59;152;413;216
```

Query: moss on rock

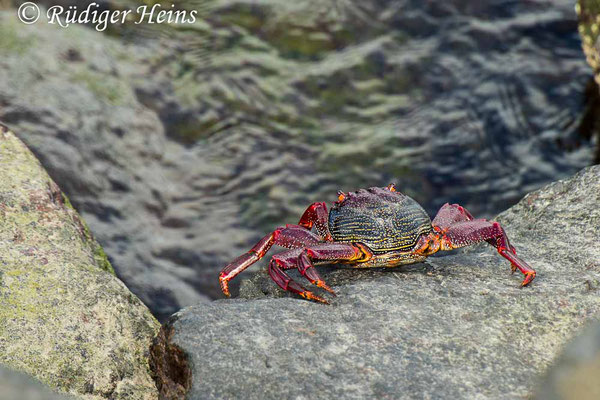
578;0;600;83
0;124;159;399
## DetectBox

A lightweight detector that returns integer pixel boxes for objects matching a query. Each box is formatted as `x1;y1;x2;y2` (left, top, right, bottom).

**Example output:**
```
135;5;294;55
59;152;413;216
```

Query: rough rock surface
535;321;600;400
157;166;600;399
0;125;159;399
0;365;76;400
576;0;600;163
0;0;595;319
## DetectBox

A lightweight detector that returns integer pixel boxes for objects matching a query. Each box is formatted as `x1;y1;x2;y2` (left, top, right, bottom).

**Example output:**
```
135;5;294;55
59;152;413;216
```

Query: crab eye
337;191;346;202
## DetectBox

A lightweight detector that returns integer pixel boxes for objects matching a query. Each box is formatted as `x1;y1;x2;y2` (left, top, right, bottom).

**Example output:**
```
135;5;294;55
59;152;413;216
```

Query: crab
219;184;536;303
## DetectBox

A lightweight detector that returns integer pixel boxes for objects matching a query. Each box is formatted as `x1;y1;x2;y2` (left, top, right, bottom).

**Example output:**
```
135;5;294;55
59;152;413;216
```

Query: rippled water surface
0;0;596;320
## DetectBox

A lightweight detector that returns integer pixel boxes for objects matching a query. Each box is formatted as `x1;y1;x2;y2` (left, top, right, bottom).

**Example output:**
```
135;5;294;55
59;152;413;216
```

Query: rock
154;166;600;399
576;0;600;163
0;125;159;399
578;0;600;84
0;365;77;400
534;321;600;400
0;0;595;320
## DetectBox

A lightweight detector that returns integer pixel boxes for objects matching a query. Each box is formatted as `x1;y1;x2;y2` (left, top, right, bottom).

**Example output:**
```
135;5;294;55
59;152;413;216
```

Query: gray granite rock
535;321;600;400
0;365;77;400
155;166;600;399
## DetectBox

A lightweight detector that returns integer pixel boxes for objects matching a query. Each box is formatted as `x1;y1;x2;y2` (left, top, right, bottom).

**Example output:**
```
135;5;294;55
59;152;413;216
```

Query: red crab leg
219;225;321;296
268;243;364;304
297;252;336;295
270;248;336;295
298;202;332;241
269;259;330;304
439;219;536;286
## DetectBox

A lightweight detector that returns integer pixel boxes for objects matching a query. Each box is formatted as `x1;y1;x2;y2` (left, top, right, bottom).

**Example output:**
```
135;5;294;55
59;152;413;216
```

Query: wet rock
157;166;600;399
0;125;159;400
534;321;600;400
0;365;77;400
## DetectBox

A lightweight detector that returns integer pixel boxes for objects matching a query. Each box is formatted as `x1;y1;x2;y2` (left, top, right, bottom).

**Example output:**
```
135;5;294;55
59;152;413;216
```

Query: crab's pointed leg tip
520;273;535;287
312;296;330;305
317;281;337;296
321;286;335;295
303;292;330;305
315;295;330;305
219;280;231;297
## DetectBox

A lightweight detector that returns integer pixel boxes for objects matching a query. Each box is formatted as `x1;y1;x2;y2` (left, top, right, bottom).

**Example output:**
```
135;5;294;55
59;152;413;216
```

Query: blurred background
0;0;597;321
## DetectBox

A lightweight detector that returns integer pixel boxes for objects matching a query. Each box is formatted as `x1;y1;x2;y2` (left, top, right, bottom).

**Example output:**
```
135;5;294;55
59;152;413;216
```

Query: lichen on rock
578;0;600;85
576;0;600;163
0;124;160;399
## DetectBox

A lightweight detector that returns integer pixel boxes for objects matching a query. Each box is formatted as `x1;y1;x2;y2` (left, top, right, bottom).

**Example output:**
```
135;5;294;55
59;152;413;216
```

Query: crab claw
520;271;536;287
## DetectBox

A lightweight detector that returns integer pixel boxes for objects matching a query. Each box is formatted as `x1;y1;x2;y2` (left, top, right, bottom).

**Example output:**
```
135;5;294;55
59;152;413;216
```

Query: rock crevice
149;322;192;400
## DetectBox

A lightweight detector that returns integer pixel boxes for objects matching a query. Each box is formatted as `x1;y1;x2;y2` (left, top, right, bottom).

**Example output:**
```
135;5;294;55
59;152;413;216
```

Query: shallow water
0;0;596;320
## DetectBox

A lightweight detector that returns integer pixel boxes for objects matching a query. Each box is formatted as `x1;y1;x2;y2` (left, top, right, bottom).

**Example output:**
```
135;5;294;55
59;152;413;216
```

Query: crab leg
439;219;536;286
219;225;321;296
268;243;364;304
220;200;336;296
269;256;329;304
297;252;336;294
298;202;332;240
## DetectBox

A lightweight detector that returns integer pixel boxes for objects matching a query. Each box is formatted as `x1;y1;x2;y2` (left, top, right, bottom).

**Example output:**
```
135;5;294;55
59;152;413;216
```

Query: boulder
0;125;159;399
535;321;600;400
0;365;77;400
154;165;600;399
578;0;600;84
576;0;600;163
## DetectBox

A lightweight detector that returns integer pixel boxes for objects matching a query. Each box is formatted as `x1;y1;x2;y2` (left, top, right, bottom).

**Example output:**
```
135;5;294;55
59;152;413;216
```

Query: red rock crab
219;184;536;303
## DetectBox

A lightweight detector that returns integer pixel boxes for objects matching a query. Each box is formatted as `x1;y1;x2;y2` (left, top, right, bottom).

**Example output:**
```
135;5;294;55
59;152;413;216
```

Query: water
0;0;596;320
